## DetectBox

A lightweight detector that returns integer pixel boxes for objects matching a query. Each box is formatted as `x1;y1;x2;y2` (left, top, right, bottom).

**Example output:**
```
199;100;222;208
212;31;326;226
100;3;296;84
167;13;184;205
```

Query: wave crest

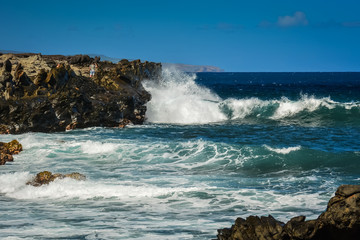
264;145;302;154
144;68;226;124
144;69;360;125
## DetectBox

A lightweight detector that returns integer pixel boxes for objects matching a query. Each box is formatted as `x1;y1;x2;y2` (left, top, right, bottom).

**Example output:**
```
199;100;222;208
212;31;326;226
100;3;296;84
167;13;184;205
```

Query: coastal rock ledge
217;185;360;240
0;53;161;133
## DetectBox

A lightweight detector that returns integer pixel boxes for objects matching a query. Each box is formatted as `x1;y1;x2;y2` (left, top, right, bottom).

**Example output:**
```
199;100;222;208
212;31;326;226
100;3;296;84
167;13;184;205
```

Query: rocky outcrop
217;185;360;240
0;53;161;133
26;171;86;186
0;139;22;165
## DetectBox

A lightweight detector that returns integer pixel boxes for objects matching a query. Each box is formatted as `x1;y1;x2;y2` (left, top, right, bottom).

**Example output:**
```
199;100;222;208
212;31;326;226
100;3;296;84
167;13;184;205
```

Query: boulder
217;185;360;240
69;54;92;65
3;139;23;154
26;171;86;186
0;139;22;165
0;153;13;165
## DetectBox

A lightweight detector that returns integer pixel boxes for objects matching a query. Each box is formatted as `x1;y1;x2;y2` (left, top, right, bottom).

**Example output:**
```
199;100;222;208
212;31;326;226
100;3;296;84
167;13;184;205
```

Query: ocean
1;70;360;239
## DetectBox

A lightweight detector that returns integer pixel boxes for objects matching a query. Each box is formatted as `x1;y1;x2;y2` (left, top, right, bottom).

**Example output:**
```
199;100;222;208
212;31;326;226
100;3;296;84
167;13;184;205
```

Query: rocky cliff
0;53;161;133
217;185;360;240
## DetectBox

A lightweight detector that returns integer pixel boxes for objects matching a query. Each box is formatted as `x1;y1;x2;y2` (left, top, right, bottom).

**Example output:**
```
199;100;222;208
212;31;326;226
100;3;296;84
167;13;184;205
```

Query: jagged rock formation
0;139;22;165
217;185;360;240
0;53;161;133
26;171;86;186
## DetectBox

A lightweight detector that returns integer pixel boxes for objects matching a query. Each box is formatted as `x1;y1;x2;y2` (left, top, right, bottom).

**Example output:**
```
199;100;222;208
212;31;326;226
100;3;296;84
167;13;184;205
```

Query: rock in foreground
0;53;161;133
26;171;86;186
217;185;360;240
0;139;22;165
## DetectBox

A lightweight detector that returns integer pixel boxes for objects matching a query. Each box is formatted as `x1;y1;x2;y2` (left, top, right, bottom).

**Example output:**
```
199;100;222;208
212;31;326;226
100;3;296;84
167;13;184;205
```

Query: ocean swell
144;69;360;126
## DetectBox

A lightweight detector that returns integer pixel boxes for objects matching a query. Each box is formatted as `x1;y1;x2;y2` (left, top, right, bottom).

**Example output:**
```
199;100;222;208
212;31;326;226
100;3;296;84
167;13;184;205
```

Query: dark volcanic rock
217;185;360;240
0;139;22;165
69;54;92;65
26;171;86;186
0;53;162;133
4;59;12;72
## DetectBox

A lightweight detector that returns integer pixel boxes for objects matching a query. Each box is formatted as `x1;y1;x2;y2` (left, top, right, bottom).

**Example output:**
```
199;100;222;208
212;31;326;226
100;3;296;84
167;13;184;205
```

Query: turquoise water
0;70;359;239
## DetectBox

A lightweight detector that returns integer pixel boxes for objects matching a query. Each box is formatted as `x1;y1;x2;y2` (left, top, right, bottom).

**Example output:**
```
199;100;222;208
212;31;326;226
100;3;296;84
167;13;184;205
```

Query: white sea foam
78;140;119;154
143;69;358;125
265;145;301;154
270;95;335;119
144;68;226;124
0;172;32;194
222;97;269;119
0;172;200;200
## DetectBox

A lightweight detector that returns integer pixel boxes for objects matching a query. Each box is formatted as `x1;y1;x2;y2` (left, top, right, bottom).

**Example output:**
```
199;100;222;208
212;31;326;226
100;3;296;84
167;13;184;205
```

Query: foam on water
144;68;227;124
265;145;302;154
0;172;201;200
77;140;119;154
144;69;360;125
270;95;335;119
1;72;359;239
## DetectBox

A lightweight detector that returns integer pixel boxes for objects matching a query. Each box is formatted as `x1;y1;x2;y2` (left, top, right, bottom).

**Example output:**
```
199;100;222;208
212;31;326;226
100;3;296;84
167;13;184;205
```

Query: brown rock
5;139;23;154
335;185;360;197
64;172;86;181
0;153;13;165
45;64;70;89
0;125;10;134
0;53;161;133
26;171;86;186
30;171;56;186
0;139;22;165
217;185;360;240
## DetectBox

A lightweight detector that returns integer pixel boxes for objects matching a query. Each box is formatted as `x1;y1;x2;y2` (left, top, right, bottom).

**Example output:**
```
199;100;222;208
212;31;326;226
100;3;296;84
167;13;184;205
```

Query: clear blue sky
2;0;360;72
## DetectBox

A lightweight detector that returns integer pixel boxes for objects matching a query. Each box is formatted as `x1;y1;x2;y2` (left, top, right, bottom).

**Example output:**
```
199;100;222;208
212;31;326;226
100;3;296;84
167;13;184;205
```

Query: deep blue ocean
1;70;360;239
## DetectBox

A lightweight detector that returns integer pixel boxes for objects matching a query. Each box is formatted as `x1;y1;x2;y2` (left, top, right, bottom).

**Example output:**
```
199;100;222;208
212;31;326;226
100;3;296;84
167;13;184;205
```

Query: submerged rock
0;139;22;165
26;171;86;186
217;184;360;240
0;53;162;133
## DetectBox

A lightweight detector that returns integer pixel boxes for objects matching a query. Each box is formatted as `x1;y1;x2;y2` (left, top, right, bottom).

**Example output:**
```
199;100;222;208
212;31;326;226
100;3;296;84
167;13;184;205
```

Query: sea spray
143;68;227;124
144;69;360;126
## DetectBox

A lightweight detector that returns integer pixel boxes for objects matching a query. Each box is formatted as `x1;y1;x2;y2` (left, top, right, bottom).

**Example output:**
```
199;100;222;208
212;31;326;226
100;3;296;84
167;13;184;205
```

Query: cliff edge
0;53;161;133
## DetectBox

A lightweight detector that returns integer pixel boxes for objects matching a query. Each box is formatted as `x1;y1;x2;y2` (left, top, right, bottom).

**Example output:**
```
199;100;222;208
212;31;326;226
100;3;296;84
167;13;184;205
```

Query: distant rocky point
161;63;224;72
88;54;224;72
1;51;224;73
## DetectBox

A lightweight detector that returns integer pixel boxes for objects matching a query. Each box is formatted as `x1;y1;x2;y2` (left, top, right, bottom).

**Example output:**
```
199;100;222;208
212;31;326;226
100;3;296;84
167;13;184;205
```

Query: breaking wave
144;69;360;126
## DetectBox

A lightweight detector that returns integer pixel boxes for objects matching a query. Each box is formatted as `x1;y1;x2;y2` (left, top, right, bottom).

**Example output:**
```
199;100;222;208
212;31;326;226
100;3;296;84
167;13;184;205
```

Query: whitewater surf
1;70;359;239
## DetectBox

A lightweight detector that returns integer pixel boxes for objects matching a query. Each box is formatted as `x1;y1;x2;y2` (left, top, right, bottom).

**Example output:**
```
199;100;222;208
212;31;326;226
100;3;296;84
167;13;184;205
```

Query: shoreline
0;53;161;134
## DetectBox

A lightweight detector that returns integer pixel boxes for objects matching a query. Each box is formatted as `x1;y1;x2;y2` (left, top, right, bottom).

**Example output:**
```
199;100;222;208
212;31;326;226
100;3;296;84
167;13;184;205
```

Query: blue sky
2;0;360;71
